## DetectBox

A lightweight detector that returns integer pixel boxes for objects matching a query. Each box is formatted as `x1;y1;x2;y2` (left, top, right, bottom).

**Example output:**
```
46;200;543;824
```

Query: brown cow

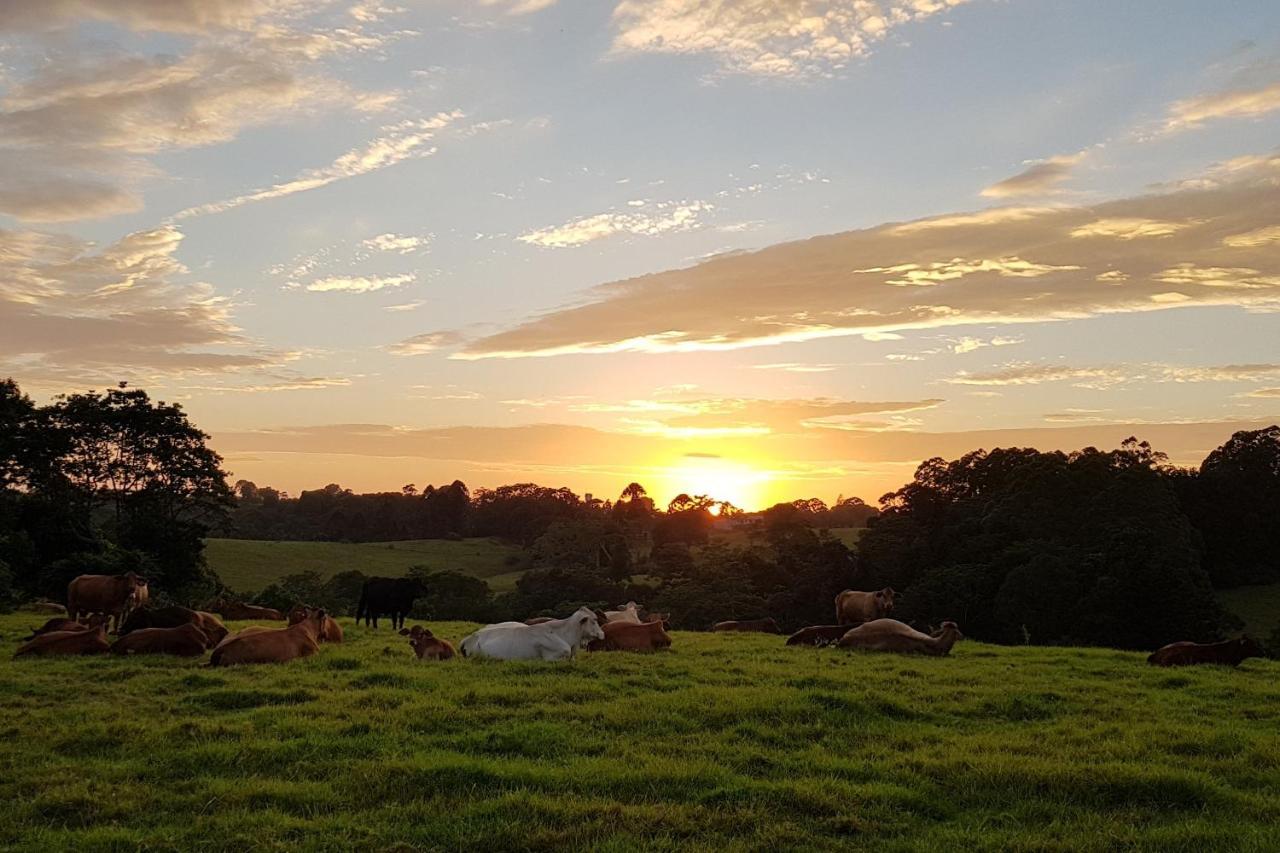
111;623;209;657
287;604;343;643
786;624;850;647
15;622;110;657
206;597;286;622
67;572;149;632
834;588;895;626
191;611;229;648
713;617;781;634
399;625;456;660
838;619;963;656
599;619;672;652
24;613;107;641
212;625;272;651
1148;637;1264;667
209;608;327;666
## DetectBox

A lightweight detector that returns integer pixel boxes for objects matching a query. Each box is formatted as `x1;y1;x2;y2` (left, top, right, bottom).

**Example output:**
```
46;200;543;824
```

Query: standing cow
355;577;426;629
835;588;896;626
67;572;149;633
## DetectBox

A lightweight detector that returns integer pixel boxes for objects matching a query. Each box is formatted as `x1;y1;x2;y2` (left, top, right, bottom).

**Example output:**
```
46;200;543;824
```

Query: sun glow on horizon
655;454;773;511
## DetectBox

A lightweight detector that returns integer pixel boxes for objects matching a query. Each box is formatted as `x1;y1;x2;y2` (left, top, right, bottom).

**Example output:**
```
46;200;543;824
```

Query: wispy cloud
1162;80;1280;133
519;200;712;248
172;112;464;219
981;152;1085;198
295;273;415;294
387;330;464;356
609;0;972;80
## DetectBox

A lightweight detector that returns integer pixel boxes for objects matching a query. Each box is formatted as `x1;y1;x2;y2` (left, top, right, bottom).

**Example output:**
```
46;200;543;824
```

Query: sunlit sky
3;0;1279;508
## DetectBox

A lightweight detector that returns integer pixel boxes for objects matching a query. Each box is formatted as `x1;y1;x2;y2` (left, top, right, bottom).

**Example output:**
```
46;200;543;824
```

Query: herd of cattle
9;572;1268;669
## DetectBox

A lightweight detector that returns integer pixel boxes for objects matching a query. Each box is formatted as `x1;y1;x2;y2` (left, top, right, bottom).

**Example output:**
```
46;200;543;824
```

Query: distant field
1;613;1278;850
710;525;866;549
205;538;526;593
1219;583;1280;638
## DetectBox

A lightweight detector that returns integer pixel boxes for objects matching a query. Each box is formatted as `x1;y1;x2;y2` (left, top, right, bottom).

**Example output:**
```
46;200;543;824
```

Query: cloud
387;331;465;356
519;201;712;248
1159;363;1280;383
1223;225;1280;248
1162;81;1280;133
947;365;1129;388
1070;218;1197;240
480;0;558;14
0;0;282;33
1243;387;1280;398
363;233;429;254
981;152;1085;198
296;273;415;293
383;300;425;312
751;362;839;373
459;154;1280;359
0;224;287;387
186;376;353;394
173;112;463;219
1043;409;1110;423
609;0;971;80
949;336;1021;354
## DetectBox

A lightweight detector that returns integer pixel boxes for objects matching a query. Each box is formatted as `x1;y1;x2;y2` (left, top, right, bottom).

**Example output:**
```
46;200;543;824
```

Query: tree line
1;378;1277;650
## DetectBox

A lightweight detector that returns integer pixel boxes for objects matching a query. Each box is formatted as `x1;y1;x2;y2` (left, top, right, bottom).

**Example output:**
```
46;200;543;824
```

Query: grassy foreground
204;538;526;593
2;614;1279;851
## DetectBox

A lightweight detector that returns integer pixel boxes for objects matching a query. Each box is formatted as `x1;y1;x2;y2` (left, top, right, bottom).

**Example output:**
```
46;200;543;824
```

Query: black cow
355;577;426;629
119;605;200;635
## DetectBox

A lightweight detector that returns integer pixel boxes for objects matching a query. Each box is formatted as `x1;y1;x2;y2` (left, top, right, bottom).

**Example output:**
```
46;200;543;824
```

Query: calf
110;623;209;657
599;619;671;652
400;625;456;660
288;604;343;642
712;617;781;634
1148;636;1264;667
786;625;850;647
15;622;110;657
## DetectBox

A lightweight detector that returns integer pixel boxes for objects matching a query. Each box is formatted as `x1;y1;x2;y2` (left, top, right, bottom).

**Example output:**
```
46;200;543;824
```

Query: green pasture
1;612;1278;851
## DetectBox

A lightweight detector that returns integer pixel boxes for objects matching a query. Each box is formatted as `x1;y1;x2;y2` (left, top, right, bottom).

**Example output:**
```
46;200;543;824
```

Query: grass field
205;538;527;593
2;613;1278;851
1218;584;1280;639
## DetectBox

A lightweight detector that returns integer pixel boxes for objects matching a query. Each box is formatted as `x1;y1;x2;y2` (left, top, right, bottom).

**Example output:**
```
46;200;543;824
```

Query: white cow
603;601;643;624
460;607;604;661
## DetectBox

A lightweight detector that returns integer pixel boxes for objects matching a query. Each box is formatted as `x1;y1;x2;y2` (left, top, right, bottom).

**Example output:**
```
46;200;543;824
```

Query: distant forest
2;378;1279;650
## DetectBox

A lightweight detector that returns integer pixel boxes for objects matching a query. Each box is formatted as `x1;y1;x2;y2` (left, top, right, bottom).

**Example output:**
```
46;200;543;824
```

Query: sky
3;0;1279;510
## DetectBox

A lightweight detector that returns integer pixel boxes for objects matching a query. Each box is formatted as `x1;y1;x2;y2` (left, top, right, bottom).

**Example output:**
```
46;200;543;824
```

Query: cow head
286;604;311;625
875;588;896;614
575;607;605;644
1238;636;1264;658
399;625;436;657
937;620;963;640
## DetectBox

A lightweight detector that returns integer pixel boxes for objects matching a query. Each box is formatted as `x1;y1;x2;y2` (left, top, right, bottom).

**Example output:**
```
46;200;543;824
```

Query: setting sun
656;455;773;511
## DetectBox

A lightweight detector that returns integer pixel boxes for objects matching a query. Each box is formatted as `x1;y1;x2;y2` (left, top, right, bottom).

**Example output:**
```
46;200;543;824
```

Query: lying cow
212;625;273;651
24;614;107;641
835;588;895;625
287;604;343;643
119;605;227;648
15;622;110;657
598;619;671;652
786;624;850;647
712;617;781;634
209;608;328;666
460;607;603;661
206;597;286;622
400;625;456;660
603;601;643;624
838;619;962;656
110;623;209;657
1148;636;1264;667
67;571;149;632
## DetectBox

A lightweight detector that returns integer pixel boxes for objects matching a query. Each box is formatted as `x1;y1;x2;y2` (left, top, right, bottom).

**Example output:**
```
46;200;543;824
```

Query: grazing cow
460;607;604;661
287;604;343;643
205;597;286;621
110;623;209;657
400;625;456;660
786;625;851;647
355;577;425;629
838;619;963;656
1147;637;1264;667
67;572;149;632
599;618;672;652
120;604;200;635
834;588;895;626
209;608;327;666
24;614;107;641
712;617;781;634
603;601;643;624
15;622;110;657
